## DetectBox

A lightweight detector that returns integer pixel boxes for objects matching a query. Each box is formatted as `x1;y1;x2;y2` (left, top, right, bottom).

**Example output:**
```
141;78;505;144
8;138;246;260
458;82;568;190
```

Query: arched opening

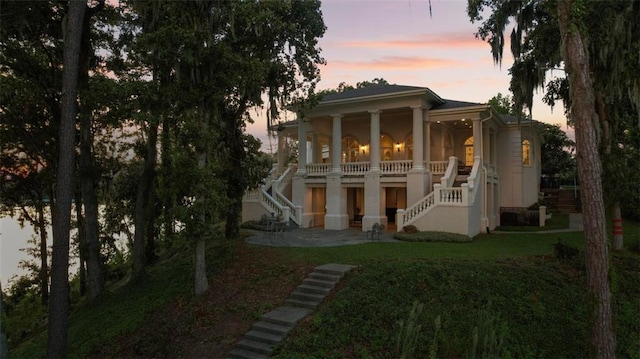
522;139;531;165
341;136;361;163
380;133;394;161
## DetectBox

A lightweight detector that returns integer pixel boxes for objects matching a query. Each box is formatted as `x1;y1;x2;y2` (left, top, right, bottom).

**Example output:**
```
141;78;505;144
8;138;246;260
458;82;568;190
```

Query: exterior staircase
557;189;580;213
226;263;356;359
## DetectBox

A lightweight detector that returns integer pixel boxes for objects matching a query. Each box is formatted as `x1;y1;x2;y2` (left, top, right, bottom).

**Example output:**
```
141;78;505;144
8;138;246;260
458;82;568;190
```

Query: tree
466;0;640;355
47;1;86;357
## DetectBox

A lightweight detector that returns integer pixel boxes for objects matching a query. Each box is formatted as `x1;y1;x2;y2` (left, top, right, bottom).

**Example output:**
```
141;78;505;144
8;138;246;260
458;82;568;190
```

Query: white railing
260;188;290;222
306;163;331;176
429;161;449;174
467;157;481;191
275;163;296;193
381;160;412;174
275;191;300;225
342;162;369;175
440;156;459;187
438;186;466;204
398;191;436;225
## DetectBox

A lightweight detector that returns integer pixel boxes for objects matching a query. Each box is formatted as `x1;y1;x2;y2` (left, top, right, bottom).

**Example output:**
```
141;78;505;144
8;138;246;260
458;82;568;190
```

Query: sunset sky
247;0;569;151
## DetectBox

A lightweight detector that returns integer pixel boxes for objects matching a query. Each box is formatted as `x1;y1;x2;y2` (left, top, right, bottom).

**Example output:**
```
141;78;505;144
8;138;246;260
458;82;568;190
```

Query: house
242;84;541;237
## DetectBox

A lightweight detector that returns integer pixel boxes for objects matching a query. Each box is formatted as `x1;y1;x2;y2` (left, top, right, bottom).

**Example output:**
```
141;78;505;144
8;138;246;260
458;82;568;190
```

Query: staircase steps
226;263;355;359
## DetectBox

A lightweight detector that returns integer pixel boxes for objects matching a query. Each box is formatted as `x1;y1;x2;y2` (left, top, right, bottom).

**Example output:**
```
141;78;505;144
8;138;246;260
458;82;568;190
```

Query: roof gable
320;84;437;102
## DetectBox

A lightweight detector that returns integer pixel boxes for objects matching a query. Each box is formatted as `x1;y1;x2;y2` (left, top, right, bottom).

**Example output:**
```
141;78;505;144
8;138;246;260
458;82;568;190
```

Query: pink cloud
328;56;466;71
336;32;486;50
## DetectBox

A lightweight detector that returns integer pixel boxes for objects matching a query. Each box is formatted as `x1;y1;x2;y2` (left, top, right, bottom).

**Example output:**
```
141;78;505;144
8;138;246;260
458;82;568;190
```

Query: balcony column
369;110;381;172
423;109;431;168
312;132;321;163
406;107;427;206
325;114;348;229
296;117;308;175
331;114;342;173
277;130;286;174
411;106;424;170
473;118;482;163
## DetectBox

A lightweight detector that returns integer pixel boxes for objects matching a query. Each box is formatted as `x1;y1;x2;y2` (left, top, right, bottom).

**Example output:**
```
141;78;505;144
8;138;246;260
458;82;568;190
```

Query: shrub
402;225;418;234
393;231;472;243
553;239;580;260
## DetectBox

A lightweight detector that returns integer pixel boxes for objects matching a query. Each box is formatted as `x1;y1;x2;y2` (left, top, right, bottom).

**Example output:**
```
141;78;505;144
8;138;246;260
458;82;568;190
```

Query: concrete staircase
226;263;356;359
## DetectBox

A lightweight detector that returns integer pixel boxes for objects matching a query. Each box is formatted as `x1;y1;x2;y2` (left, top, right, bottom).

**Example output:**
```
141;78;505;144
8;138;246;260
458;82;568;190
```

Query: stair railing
440;156;459;187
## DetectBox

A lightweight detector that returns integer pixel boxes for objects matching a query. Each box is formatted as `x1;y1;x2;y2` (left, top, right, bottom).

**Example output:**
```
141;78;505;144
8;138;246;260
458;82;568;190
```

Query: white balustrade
341;162;370;175
306;163;331;176
429;161;449;174
381;160;412;174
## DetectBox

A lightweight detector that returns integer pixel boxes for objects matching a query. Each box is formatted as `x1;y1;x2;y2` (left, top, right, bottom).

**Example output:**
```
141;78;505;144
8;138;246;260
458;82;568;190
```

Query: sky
247;0;569;152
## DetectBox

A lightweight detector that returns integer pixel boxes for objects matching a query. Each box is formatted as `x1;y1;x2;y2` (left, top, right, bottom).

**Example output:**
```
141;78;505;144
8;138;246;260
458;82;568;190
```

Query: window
341;136;360;163
464;137;474;166
380;134;394;161
522;139;531;165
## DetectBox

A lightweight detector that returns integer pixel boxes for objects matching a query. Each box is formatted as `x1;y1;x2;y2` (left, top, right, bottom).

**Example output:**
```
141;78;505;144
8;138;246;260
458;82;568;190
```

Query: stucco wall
411;205;470;236
242;201;268;223
497;126;524;207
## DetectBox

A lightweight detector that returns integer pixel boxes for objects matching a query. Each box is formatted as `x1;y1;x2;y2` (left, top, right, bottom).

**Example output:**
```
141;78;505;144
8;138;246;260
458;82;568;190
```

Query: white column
277;131;285;174
297;118;307;174
312;132;321;163
411;106;424;170
483;125;490;165
369;110;381;172
331;114;342;173
423;109;431;168
491;131;497;167
473;118;482;163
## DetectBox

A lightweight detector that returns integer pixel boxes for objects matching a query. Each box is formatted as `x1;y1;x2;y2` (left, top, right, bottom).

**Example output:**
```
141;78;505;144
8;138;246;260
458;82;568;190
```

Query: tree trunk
556;1;616;357
47;1;86;357
194;107;209;296
132;122;158;277
36;201;49;305
79;103;104;300
161;115;175;242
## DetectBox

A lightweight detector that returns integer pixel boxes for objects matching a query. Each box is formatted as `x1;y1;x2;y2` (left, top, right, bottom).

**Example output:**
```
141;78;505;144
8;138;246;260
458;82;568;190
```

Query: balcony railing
305;160;446;177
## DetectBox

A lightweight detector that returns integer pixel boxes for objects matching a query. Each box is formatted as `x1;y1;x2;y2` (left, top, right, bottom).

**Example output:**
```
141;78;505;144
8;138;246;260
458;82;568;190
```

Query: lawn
8;221;640;358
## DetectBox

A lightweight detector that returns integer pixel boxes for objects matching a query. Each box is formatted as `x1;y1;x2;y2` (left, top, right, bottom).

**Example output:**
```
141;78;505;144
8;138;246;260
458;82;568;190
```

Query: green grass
393;230;473;243
273;231;586;265
9;223;640;358
496;212;570;232
272;255;640;358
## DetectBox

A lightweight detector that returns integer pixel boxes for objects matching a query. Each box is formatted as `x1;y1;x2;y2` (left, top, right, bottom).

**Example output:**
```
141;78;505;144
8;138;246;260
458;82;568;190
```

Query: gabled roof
432;99;485;110
320;84;434;102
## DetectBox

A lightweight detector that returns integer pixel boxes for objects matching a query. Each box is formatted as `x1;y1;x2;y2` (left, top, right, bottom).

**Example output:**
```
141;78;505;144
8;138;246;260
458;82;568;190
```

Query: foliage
393;231;473;243
466;303;510;359
396;300;424;359
538;122;576;178
553;239;580;261
274;256;639;358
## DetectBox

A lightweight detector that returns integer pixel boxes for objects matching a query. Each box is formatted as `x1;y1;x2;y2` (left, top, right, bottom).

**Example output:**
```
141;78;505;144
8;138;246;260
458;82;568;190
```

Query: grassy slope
9;221;640;358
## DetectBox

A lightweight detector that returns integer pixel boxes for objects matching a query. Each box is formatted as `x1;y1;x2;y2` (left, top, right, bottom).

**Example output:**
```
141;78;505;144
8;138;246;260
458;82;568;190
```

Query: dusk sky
248;0;569;151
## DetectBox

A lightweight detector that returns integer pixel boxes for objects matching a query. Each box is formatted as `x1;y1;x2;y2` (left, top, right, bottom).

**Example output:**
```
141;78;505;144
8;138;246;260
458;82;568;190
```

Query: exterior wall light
395;142;401;152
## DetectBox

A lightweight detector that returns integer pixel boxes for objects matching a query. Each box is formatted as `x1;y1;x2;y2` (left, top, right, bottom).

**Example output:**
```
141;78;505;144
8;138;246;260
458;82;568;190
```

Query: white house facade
242;85;541;237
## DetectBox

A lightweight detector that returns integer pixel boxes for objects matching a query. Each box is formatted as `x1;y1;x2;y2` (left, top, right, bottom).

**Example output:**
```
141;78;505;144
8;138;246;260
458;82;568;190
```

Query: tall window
342;136;360;163
522;139;531;165
381;134;394;161
464;137;474;166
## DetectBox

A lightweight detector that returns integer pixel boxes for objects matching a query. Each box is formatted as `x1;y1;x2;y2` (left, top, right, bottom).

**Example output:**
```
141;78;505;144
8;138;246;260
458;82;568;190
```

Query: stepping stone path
226;263;356;359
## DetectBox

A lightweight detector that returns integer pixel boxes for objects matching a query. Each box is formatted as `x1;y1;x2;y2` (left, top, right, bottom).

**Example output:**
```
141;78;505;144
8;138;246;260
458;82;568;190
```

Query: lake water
0;214;52;289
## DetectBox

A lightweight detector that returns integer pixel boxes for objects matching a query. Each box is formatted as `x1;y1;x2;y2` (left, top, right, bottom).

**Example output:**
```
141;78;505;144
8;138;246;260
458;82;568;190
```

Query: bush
402;225;418;234
500;207;539;226
393;231;472;243
553;239;580;260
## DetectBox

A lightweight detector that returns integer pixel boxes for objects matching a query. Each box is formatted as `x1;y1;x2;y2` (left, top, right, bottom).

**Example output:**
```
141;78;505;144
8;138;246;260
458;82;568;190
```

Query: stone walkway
226;263;356;359
245;227;398;248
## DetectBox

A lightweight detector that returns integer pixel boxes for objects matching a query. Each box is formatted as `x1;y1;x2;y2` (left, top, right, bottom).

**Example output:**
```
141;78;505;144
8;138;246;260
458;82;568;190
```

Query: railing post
396;209;405;231
434;184;441;204
283;207;291;223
